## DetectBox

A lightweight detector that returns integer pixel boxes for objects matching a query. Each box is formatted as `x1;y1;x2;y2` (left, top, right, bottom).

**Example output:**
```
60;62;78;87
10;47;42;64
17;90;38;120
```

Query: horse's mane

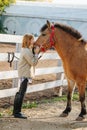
40;23;86;43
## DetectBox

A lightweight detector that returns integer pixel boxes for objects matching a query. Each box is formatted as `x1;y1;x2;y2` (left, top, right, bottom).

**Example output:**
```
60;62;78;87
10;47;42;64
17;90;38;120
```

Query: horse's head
34;20;55;52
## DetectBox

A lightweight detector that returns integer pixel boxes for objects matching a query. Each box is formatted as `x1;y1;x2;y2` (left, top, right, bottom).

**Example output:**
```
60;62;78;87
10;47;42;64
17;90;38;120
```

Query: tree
0;0;16;33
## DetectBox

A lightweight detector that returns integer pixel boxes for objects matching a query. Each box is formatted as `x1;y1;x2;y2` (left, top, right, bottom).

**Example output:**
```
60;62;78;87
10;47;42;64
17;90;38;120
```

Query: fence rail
0;34;67;98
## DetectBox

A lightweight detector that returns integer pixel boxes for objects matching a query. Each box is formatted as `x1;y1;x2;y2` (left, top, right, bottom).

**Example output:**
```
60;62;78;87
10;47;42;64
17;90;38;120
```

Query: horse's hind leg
76;81;86;121
60;79;75;117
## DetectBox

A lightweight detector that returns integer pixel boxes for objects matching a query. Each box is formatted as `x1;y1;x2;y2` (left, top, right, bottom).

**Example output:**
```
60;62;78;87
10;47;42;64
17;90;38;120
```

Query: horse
34;20;87;121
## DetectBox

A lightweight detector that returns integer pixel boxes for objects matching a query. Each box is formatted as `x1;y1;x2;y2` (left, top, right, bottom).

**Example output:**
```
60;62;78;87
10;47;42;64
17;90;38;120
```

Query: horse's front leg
76;81;86;121
60;79;75;117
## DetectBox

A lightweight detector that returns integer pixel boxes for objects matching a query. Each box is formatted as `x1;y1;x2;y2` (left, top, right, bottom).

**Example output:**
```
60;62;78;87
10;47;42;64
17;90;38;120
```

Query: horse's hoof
76;116;85;121
59;113;68;117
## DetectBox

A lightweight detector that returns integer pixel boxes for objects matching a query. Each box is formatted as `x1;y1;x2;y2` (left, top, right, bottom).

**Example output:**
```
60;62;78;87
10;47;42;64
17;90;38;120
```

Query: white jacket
18;48;38;78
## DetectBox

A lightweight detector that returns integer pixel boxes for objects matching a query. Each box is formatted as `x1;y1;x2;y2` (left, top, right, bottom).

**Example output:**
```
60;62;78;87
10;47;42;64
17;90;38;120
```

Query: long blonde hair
22;34;34;48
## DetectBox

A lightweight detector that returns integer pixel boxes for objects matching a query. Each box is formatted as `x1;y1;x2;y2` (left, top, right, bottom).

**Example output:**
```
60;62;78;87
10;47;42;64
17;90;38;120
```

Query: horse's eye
42;33;46;36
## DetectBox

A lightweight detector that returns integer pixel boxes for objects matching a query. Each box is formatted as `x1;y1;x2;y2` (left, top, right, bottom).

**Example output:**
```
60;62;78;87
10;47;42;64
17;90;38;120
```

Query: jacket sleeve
23;49;38;66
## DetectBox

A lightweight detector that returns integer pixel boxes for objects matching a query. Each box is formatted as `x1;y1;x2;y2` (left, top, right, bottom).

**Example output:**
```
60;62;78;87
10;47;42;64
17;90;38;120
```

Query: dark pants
13;78;28;115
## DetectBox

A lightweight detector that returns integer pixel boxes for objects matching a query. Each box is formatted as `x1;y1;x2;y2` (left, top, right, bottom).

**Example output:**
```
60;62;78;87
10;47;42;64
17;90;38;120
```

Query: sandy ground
0;43;87;130
0;101;87;130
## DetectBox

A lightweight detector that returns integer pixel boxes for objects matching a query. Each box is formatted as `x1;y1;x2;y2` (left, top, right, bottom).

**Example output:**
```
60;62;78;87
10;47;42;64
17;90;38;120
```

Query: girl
13;34;40;119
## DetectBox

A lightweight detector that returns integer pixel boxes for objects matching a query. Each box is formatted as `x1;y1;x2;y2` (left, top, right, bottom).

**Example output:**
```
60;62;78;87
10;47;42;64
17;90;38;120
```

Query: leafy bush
0;0;15;14
0;17;8;33
0;0;16;33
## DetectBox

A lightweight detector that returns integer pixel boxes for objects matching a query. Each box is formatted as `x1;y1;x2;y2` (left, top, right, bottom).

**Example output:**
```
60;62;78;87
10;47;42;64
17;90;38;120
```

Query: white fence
0;34;67;98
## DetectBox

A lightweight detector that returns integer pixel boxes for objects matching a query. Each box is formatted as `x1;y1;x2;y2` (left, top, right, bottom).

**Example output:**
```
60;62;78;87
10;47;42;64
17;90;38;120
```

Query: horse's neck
54;29;76;61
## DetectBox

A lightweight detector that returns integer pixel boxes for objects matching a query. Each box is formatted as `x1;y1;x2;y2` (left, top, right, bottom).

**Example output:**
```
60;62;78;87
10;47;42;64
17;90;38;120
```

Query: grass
0;93;79;118
0;113;3;118
22;101;38;109
22;93;79;109
39;93;79;103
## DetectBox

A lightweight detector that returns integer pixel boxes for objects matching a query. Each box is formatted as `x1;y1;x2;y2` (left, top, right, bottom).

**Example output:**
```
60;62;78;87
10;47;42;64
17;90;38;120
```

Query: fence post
53;59;63;96
58;73;65;96
12;43;21;88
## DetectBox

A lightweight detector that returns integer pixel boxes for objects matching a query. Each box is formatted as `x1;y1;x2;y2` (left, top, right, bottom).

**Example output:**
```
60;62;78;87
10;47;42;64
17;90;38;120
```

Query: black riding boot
13;78;28;119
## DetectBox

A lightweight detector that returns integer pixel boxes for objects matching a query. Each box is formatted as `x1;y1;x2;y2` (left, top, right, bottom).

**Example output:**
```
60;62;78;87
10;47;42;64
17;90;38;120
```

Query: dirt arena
0;101;87;130
0;43;87;130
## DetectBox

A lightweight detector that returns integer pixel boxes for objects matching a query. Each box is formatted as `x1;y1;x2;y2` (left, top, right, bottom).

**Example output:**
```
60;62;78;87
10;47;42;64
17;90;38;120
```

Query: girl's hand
34;46;40;54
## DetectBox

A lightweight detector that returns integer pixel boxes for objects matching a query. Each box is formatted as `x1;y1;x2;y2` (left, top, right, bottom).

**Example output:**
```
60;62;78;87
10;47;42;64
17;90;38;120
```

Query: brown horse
34;20;87;121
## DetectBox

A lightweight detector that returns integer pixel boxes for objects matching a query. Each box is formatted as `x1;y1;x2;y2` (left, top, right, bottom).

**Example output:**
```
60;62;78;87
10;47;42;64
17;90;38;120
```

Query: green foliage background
0;0;15;14
0;0;15;33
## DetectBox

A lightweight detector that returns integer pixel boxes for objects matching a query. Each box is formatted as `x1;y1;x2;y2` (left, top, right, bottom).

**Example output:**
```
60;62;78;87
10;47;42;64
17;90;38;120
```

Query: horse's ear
47;20;51;29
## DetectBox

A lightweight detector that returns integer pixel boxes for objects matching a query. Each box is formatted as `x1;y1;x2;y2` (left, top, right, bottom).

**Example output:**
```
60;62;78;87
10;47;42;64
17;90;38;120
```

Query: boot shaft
13;78;28;114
